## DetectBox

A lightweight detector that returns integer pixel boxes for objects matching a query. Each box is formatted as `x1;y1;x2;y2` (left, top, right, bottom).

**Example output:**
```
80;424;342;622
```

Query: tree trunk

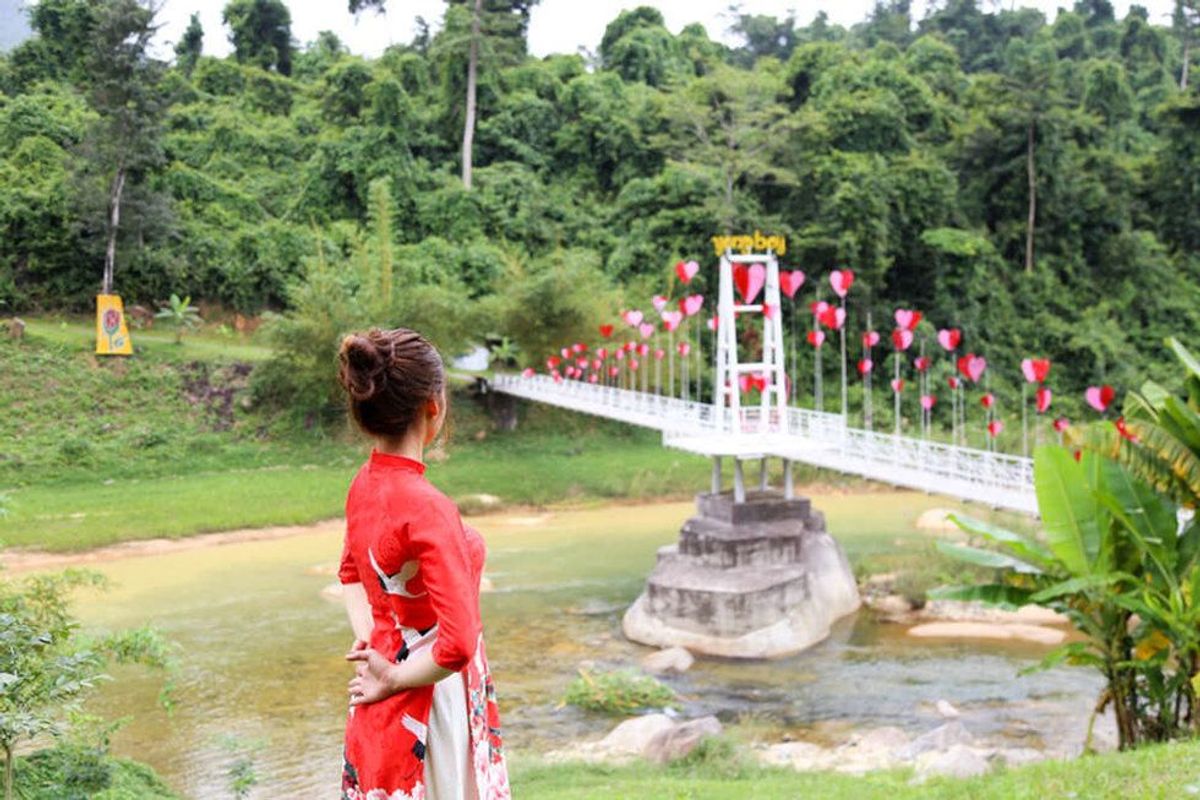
4;743;13;800
1025;118;1036;274
1184;36;1191;90
461;0;482;191
103;166;127;295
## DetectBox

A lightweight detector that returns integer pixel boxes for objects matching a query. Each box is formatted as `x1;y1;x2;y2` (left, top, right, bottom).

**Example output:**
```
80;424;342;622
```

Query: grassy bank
511;738;1200;799
1;324;756;550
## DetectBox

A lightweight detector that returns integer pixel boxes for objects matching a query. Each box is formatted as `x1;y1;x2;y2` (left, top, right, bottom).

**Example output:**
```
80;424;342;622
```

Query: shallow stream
75;493;1100;798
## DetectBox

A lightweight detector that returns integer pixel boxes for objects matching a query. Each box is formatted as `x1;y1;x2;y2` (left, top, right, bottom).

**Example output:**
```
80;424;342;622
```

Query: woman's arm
342;582;374;644
346;646;454;705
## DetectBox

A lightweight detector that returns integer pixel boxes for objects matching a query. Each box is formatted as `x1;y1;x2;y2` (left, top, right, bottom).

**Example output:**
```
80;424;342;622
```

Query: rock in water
597;714;677;758
896;721;974;761
642;646;694;674
644;715;722;763
623;491;860;658
935;699;961;719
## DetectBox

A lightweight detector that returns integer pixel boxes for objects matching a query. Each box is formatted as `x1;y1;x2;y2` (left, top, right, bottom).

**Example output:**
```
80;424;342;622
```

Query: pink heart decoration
914;356;931;372
636;343;649;357
661;310;683;332
681;294;704;316
599;324;614;338
629;359;639;371
576;357;588;368
614;349;624;361
987;420;1004;437
592;358;602;371
652;295;668;313
561;347;571;359
654;348;665;360
1053;417;1070;432
920;394;936;410
572;343;586;353
810;300;830;316
894;309;918;330
858;358;873;375
891;379;904;393
807;330;826;348
764;303;779;320
608;366;619;377
675;260;699;283
625;341;636;351
937;328;961;351
521;367;535;378
818;306;845;330
862;330;881;348
622;310;643;327
829;269;855;298
892;329;914;351
706;316;719;331
980;393;995;409
1036;386;1052;414
588;374;598;384
677;341;691;356
780;270;806;299
546;356;561;369
738;374;753;394
946;376;960;390
733;263;766;304
1086;385;1115;412
961;354;986;383
596;347;608;359
638;322;655;339
1021;358;1052;384
553;371;563;383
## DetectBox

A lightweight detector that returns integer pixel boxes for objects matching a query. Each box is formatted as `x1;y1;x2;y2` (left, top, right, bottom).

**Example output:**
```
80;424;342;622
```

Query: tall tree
1175;0;1200;89
83;0;168;295
175;12;203;76
223;0;293;76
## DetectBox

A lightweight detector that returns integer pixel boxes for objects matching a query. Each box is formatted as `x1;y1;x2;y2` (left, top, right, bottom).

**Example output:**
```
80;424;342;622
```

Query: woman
335;327;508;800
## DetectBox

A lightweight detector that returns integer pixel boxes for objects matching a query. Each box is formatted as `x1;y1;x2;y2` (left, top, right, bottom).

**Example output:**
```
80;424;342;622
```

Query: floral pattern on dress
466;635;510;800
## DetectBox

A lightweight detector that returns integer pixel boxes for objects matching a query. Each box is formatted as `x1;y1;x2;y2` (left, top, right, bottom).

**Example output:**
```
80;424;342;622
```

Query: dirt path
0;518;346;573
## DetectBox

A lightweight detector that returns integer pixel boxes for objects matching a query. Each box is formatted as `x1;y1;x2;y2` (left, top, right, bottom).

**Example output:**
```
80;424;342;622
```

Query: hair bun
339;333;387;402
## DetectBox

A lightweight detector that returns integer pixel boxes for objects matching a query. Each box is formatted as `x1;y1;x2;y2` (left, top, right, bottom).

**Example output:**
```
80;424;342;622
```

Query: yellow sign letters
711;231;787;257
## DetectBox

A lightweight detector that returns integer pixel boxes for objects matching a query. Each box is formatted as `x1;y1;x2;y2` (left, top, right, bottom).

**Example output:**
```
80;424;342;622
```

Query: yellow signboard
96;294;133;356
711;231;788;257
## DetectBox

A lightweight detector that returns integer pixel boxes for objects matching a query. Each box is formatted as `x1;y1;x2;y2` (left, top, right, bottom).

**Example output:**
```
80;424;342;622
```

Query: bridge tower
713;251;788;434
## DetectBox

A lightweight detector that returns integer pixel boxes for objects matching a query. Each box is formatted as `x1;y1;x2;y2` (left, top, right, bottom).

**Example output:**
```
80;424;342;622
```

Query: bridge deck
490;374;1036;514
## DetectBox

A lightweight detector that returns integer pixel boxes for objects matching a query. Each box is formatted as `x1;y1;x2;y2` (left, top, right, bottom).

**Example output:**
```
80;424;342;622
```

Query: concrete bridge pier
623;455;860;659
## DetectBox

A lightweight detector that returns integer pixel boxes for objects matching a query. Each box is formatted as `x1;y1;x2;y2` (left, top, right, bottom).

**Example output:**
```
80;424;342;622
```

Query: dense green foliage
1;0;1198;404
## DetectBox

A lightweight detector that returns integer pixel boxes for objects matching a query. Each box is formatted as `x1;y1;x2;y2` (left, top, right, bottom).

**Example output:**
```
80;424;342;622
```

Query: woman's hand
346;644;404;706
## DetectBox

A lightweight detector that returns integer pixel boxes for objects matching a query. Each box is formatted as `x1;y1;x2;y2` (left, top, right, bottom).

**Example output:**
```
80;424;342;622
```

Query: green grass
510;738;1200;799
21;315;273;362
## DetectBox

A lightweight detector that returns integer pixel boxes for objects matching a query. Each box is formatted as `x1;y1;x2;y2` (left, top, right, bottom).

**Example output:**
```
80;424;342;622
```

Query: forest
2;0;1200;413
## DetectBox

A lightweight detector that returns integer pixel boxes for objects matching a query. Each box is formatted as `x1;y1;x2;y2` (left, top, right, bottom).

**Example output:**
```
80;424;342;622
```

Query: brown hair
337;327;446;438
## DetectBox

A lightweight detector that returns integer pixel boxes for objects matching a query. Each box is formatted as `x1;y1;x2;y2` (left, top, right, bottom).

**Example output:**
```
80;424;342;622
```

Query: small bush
564;668;677;714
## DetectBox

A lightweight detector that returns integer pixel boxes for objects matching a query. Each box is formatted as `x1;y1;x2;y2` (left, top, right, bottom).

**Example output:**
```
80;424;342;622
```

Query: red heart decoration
596;347;608;359
654;348;665;360
894;308;922;331
936;328;960;351
891;378;904;393
780;270;806;299
810;300;829;315
588;373;598;384
980;393;995;409
1036;386;1052;413
675;260;699;283
946;376;960;390
680;294;704;316
733;263;766;303
957;353;986;383
807;330;826;348
592;358;602;371
862;330;881;348
818;306;845;330
522;367;535;378
576;357;588;368
858;358;873;375
738;374;753;394
599;324;614;338
561;347;571;359
677;341;691;356
914;356;931;372
892;329;914;351
751;373;768;392
636;343;649;356
1115;416;1137;441
987;420;1004;437
706;316;719;331
629;359;639;371
1020;358;1051;384
553;370;563;383
1053;417;1070;432
614;349;624;360
1085;385;1115;412
764;303;779;321
661;310;683;332
829;269;855;298
547;356;561;369
920;394;937;410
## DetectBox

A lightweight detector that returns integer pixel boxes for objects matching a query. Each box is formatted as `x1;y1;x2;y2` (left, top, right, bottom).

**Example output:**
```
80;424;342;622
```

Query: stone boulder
895;721;974;761
914;508;964;535
644;715;722;763
642;646;694;674
906;621;1066;646
913;744;991;781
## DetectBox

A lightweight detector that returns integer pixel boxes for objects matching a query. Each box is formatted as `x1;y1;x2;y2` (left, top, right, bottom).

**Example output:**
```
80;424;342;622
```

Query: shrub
564;668;677;715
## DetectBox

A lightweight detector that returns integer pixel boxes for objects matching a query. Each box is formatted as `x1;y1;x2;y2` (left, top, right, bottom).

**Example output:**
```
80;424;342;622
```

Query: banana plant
931;445;1199;748
154;294;203;344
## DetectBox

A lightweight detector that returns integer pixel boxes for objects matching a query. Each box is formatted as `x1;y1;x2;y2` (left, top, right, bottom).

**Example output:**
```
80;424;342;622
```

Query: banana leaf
926;583;1034;609
1034;446;1106;575
948;513;1054;568
935;540;1044;574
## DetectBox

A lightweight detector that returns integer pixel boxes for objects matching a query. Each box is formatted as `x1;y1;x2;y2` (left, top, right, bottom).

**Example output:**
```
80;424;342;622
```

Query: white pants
403;626;476;800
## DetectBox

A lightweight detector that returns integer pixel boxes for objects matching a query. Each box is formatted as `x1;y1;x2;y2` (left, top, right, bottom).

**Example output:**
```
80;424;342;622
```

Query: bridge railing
491;373;1035;511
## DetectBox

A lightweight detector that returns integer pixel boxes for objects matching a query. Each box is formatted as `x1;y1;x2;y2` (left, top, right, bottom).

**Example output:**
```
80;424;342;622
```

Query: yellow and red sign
96;294;132;355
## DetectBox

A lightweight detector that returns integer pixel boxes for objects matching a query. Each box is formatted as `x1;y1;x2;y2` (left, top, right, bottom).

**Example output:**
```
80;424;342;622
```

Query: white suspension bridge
489;251;1036;514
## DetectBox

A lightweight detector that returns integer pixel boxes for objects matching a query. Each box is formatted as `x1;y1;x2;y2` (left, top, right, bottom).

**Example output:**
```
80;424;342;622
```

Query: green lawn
21;315;273;362
511;739;1200;799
